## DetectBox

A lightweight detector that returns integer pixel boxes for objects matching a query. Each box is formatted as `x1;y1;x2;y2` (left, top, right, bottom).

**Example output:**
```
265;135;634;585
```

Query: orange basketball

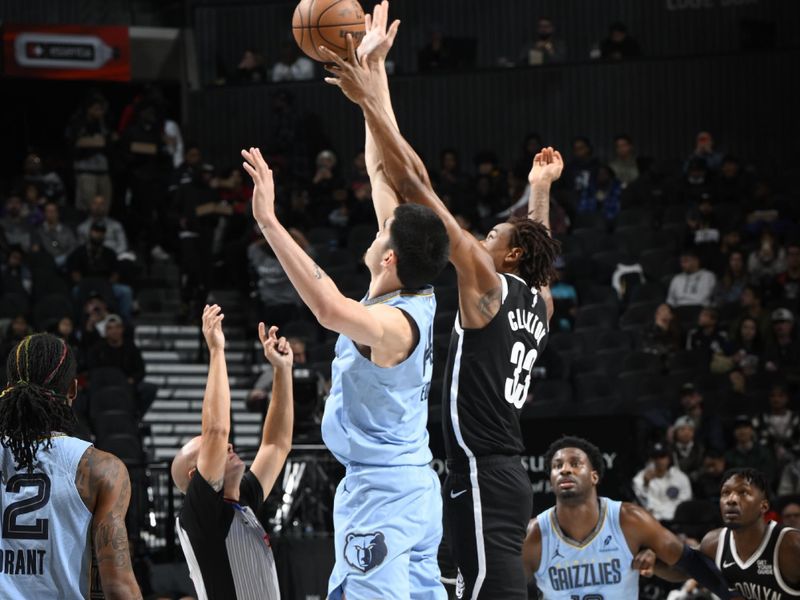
292;0;366;62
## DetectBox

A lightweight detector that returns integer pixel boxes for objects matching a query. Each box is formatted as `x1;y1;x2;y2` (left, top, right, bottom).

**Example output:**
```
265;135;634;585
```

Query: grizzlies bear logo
344;531;388;573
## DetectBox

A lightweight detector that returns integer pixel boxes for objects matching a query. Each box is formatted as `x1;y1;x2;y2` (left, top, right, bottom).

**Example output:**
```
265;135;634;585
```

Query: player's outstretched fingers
318;45;345;68
258;322;268;345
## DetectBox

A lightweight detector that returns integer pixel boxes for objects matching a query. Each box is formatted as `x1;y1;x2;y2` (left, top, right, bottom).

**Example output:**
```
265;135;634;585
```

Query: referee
171;305;293;599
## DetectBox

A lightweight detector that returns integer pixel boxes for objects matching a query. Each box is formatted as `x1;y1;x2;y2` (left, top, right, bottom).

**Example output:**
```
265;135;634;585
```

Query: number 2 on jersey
0;472;51;540
504;341;537;408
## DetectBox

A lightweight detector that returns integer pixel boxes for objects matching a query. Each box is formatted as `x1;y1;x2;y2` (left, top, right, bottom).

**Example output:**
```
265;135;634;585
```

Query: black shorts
442;455;533;600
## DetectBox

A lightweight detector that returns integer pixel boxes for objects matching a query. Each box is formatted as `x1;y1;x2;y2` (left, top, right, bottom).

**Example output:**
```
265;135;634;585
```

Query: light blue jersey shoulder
321;286;436;467
0;435;93;600
535;498;638;600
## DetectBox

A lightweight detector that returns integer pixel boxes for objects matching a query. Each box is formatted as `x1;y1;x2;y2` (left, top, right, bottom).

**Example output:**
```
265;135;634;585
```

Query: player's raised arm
358;1;402;230
321;33;500;315
249;324;294;499
242;147;410;351
196;304;231;491
621;503;735;598
526;147;562;320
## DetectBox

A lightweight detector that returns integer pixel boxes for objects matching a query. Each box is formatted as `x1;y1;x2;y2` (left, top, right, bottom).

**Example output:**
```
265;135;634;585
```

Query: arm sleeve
238;471;265;512
674;545;735;600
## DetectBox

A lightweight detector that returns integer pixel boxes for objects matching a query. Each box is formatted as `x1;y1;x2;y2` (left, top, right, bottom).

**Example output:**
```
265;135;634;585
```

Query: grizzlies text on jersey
535;498;640;599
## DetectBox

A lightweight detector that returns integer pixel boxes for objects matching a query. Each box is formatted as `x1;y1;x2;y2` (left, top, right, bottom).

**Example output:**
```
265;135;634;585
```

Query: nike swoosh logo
450;489;468;499
722;561;736;569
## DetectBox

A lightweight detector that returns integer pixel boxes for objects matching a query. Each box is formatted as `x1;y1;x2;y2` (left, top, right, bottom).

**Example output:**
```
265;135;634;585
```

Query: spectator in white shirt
271;42;314;82
666;248;716;307
77;194;130;258
633;442;693;521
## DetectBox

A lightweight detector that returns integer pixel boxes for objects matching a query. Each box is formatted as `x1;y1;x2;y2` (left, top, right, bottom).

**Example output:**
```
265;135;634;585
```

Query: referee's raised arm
249;323;294;501
196;304;231;492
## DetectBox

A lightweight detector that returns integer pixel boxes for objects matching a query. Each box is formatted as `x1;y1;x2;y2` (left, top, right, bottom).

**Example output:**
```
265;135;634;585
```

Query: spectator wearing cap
666;249;716;307
692;449;726;502
674;383;725;452
753;383;800;468
87;314;156;416
780;498;800;528
633;442;693;522
725;416;776;483
670;416;705;478
771;240;800;311
35;201;78;267
765;308;799;384
686;307;728;358
77;195;130;258
67;221;134;322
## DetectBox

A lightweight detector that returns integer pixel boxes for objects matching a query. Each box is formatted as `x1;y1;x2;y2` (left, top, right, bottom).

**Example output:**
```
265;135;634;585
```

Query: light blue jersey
0;435;92;600
535;498;638;600
322;286;436;467
321;287;446;600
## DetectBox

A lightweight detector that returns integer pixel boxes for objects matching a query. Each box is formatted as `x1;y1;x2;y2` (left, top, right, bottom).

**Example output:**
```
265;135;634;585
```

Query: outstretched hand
202;304;225;351
321;34;377;105
241;147;275;227
357;1;400;64
529;146;564;185
259;323;293;369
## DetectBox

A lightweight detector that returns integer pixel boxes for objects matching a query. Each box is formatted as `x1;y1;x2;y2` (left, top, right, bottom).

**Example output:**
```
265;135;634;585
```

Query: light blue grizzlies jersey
535;498;639;600
0;435;93;600
322;286;436;467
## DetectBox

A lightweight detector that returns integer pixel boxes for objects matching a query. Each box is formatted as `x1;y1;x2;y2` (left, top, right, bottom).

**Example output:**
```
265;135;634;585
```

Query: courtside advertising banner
3;24;131;81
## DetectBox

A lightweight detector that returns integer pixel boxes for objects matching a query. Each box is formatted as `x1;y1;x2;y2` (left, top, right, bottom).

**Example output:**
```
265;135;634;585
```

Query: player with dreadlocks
0;333;141;599
321;6;561;596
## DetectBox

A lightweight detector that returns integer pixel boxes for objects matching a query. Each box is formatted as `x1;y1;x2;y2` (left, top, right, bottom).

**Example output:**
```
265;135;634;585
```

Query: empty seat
595;348;629;376
96;433;144;465
620;302;659;330
574;304;618;331
522;380;572;418
0;293;29;319
617;371;668;403
616;209;654;229
595;330;633;352
674;305;704;331
93;409;141;440
571;355;604;377
548;333;583;359
572;212;607;230
621;351;664;374
89;367;129;392
640;248;679;282
572;229;617;254
90;385;137;417
629;282;666;304
307;227;339;247
574;373;620;406
282;319;318;343
33;293;73;329
576;282;618;307
316;248;354;270
32;270;70;300
347;224;378;257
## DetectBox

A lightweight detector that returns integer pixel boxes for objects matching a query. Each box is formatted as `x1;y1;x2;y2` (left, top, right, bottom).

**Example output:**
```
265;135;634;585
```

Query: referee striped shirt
177;470;280;600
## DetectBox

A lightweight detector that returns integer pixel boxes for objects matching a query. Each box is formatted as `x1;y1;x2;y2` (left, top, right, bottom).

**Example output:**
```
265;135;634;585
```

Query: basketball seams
291;0;364;60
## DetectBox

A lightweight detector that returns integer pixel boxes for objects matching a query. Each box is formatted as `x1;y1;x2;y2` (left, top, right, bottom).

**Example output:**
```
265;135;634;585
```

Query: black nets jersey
443;273;549;461
715;520;800;599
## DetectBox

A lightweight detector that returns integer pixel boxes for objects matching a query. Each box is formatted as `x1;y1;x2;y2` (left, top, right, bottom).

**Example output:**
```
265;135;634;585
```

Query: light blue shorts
328;464;446;600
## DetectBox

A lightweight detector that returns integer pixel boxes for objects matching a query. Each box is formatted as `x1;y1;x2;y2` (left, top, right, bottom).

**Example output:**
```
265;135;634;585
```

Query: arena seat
628;282;666;304
621;351;663;374
0;292;29;319
639;248;679;281
574;304;618;331
97;433;145;465
33;293;73;329
671;500;721;540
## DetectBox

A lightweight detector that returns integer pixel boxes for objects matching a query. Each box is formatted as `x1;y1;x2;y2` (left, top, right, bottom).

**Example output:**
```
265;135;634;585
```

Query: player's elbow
99;576;141;600
201;424;230;439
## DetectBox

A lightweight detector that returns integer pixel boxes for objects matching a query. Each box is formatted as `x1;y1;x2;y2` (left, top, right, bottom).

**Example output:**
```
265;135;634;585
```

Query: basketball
292;0;366;62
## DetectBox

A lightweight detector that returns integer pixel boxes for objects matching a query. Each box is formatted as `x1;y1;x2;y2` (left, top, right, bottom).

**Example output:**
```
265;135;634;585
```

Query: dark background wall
190;0;799;82
186;49;799;174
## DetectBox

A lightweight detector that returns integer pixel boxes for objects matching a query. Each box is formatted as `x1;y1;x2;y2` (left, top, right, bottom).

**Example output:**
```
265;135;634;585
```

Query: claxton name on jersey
507;308;547;346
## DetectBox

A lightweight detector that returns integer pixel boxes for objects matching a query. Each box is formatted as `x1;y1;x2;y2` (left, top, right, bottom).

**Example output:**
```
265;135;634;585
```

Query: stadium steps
137;288;261;462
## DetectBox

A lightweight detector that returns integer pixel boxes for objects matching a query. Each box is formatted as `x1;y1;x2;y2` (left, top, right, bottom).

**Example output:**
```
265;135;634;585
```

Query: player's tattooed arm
477;286;502;320
89;449;142;599
313;264;326;280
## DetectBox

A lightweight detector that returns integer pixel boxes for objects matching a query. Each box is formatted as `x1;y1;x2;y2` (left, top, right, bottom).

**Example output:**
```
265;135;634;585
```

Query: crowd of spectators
1;75;798;585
